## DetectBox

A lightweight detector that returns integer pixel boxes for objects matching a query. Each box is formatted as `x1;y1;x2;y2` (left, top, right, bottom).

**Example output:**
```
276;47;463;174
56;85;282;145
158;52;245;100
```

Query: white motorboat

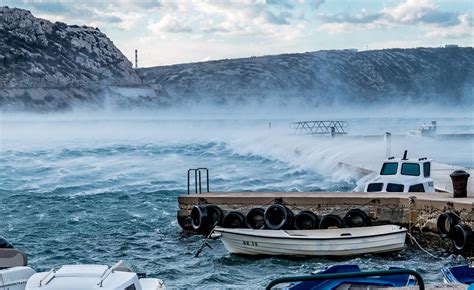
0;238;36;290
212;224;406;256
408;121;436;137
25;261;165;290
364;151;434;193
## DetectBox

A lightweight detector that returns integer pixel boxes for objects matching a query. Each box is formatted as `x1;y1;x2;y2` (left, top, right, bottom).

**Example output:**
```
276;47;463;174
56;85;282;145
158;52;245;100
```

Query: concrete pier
178;191;474;239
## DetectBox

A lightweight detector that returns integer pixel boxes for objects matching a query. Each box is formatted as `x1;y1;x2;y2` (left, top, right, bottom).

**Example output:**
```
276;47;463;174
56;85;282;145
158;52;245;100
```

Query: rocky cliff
0;7;155;110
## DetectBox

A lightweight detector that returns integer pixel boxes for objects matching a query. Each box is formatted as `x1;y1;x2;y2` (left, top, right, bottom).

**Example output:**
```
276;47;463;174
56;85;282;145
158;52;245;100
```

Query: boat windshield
380;163;398;175
401;163;420;176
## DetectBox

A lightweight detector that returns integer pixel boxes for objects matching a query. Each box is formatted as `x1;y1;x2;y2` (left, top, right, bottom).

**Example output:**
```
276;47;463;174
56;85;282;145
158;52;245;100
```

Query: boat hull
214;225;406;256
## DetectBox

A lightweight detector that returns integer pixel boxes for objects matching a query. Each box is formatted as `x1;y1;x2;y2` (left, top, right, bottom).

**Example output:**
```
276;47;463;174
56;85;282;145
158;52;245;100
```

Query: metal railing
187;168;210;195
38;268;55;287
97;260;124;287
289;120;349;135
266;268;425;290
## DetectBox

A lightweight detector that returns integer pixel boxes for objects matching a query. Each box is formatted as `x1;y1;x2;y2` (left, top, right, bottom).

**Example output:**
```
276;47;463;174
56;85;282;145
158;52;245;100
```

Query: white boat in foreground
0;238;36;290
25;261;165;290
212;225;406;256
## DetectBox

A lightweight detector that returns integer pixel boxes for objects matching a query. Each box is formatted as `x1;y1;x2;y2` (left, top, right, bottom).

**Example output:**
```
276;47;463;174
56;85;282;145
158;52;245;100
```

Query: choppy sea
0;115;472;288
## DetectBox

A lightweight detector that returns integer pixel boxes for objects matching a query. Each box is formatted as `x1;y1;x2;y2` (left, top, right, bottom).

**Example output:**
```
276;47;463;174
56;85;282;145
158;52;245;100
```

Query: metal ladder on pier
187;168;209;195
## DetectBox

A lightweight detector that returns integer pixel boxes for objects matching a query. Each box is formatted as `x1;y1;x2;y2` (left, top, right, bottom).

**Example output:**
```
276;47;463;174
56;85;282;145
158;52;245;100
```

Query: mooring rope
406;232;443;260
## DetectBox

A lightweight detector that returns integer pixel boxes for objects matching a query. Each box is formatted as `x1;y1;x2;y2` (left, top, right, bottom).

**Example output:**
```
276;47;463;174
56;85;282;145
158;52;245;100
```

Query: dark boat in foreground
442;264;474;286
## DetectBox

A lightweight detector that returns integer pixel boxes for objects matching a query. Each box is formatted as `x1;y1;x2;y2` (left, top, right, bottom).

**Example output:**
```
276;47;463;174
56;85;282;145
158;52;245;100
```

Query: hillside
0;7;154;110
0;6;473;111
138;47;474;106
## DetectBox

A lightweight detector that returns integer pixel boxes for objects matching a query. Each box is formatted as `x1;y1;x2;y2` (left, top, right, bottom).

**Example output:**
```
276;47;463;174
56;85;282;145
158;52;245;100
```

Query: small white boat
212;225;406;256
408;121;436;137
25;261;165;290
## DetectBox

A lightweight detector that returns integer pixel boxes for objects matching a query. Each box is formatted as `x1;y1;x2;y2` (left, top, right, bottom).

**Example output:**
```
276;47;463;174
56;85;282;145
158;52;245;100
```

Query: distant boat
441;264;474;286
287;265;418;289
408;121;437;137
212;225;406;256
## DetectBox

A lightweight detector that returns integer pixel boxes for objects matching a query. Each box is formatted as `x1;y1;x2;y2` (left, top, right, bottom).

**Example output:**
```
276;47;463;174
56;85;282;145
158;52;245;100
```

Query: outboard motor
0;237;13;249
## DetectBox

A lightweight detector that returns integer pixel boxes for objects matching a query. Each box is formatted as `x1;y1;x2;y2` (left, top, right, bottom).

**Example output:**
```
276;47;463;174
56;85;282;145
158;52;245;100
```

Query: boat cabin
408;121;436;137
26;261;165;290
364;152;434;193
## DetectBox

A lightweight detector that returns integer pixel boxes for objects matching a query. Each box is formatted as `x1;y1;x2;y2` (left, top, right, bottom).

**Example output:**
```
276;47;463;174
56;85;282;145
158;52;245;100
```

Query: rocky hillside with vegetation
0;6;153;110
0;6;472;111
138;47;474;106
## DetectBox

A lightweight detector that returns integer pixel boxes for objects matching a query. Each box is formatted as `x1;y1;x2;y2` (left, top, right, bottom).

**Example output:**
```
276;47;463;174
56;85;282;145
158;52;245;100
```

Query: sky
4;0;474;67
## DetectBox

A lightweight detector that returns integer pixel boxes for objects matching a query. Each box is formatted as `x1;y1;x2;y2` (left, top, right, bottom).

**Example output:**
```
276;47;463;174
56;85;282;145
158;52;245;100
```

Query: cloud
320;11;382;24
382;0;459;26
148;15;192;33
10;0;150;30
148;0;303;39
318;0;473;38
425;14;473;38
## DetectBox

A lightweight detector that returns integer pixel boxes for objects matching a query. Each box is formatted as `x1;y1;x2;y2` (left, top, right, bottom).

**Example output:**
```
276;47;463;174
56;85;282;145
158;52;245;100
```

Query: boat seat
0;249;28;269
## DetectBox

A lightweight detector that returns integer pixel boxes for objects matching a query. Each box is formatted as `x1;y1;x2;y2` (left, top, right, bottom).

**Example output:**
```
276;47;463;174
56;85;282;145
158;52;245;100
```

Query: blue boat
288;265;418;290
441;265;474;286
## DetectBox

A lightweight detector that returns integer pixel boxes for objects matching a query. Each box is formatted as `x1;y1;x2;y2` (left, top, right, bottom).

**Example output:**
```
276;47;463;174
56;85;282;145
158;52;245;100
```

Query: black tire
319;214;343;229
294;211;319;230
437;212;461;238
205;205;223;228
246;208;266;229
191;205;208;231
343;209;371;228
264;204;294;230
222;211;246;228
452;224;473;253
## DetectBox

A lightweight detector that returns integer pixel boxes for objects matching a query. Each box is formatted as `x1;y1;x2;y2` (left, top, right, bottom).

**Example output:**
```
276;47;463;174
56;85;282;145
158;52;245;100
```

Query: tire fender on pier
437;212;461;238
452;224;473;253
343;209;371;228
223;211;246;228
246;208;266;229
264;204;294;230
319;214;344;229
294;211;319;230
191;205;209;232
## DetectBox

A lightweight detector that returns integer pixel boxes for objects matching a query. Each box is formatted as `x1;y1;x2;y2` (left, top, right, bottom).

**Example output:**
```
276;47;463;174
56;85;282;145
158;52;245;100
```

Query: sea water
0;115;471;288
